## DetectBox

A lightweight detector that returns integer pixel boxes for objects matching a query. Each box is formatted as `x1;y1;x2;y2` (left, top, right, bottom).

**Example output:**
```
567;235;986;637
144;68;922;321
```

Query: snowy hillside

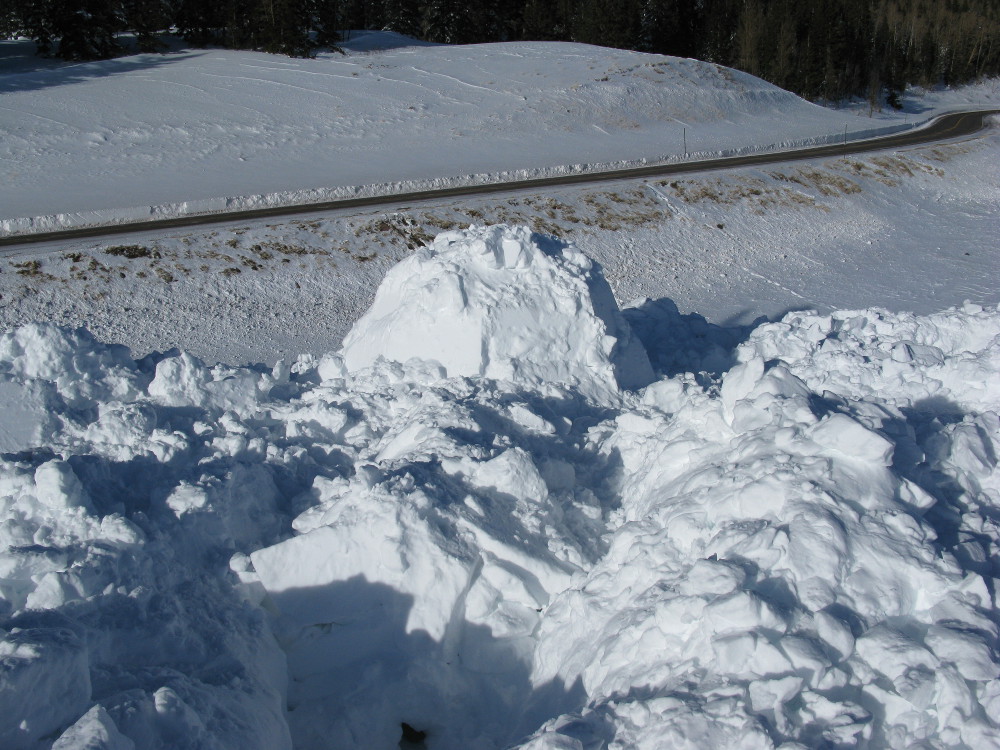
1;226;999;749
0;31;970;233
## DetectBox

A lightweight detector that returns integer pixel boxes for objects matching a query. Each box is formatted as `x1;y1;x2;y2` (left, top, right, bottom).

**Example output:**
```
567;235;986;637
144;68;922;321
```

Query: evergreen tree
698;0;740;65
1;2;23;38
9;0;55;53
123;0;171;51
572;0;641;50
51;0;122;59
469;0;516;42
381;0;420;37
487;0;524;41
341;0;382;30
176;0;223;45
256;0;313;56
221;0;256;50
311;0;341;47
639;0;701;58
521;0;575;41
423;0;471;44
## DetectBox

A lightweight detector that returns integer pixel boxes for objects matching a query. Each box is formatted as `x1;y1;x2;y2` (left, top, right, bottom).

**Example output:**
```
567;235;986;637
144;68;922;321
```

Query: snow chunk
341;225;653;401
34;461;93;513
250;487;476;642
809;413;894;464
52;706;135;750
0;324;142;408
148;352;265;414
0;627;91;750
0;381;48;452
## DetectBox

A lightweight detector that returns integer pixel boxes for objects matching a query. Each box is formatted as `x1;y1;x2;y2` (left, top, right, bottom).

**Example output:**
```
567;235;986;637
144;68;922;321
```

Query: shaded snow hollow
0;226;999;749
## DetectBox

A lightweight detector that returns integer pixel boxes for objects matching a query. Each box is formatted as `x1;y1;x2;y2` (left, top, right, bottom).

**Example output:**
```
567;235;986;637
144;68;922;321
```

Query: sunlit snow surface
5;31;995;233
1;226;998;749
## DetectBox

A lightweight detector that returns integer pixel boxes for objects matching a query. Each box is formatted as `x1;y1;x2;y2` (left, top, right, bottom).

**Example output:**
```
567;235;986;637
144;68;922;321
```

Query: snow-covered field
2;30;997;233
2;32;999;750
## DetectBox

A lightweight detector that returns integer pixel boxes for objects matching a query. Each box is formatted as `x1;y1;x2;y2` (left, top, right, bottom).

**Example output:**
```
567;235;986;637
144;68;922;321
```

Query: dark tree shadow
0;44;200;94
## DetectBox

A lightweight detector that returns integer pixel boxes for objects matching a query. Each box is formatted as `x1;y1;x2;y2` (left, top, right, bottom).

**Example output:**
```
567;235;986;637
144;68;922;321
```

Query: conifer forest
4;0;999;105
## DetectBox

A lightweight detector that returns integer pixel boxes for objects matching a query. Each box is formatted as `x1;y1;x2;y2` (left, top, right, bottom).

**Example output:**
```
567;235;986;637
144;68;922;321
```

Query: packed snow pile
341;225;653;398
1;226;999;750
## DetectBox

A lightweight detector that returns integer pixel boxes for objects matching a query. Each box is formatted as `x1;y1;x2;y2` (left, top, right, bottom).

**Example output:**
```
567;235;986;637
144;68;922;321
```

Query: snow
1;226;998;748
1;36;996;370
2;29;999;750
340;225;653;399
3;32;997;234
2;117;997;369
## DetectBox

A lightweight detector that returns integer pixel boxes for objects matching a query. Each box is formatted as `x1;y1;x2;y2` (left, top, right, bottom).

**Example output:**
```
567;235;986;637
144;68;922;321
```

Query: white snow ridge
1;226;999;750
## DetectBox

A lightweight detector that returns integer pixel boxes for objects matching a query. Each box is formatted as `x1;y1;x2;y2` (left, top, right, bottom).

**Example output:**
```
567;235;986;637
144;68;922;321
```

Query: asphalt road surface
1;108;995;250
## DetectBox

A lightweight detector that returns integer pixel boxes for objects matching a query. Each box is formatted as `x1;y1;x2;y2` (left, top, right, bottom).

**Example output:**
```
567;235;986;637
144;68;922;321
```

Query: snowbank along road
0;108;995;250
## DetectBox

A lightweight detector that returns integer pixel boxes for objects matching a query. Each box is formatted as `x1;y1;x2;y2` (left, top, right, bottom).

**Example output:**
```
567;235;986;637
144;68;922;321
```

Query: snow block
809;413;894;464
0;323;142;408
341;225;653;401
250;493;476;643
0;380;48;452
0;627;91;750
52;706;135;750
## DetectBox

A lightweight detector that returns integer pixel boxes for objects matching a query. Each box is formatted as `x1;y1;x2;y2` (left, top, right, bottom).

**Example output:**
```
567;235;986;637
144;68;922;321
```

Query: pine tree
9;0;55;53
381;0;420;37
423;0;471;44
638;0;701;58
52;0;122;60
256;0;314;56
341;0;382;30
222;0;255;50
572;0;641;50
176;0;223;45
123;0;171;51
521;0;575;41
487;0;523;41
311;0;341;47
2;1;23;38
699;0;740;65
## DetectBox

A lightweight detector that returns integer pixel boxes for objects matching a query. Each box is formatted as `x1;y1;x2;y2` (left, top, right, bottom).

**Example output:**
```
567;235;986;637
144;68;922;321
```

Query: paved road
1;108;995;250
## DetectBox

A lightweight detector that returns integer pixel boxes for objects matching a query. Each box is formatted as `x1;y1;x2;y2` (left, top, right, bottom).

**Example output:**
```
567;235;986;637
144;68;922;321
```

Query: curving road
1;108;995;250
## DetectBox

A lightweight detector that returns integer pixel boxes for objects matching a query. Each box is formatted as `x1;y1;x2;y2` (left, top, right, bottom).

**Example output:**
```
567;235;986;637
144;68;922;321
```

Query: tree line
4;0;999;104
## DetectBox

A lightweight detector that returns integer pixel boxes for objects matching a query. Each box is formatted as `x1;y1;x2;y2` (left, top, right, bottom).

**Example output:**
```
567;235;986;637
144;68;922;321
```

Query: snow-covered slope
2;119;996;367
0;32;955;233
1;227;998;749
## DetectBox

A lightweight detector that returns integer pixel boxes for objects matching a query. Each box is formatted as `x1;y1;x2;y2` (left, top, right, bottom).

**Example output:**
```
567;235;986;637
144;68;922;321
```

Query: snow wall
1;225;999;750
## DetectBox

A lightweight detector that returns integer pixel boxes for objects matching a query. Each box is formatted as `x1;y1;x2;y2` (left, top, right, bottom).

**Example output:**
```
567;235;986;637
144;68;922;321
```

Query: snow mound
1;228;999;749
341;225;653;399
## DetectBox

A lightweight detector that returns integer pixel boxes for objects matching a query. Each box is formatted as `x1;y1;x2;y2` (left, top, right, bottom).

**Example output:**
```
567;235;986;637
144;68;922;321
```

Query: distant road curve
1;108;996;249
